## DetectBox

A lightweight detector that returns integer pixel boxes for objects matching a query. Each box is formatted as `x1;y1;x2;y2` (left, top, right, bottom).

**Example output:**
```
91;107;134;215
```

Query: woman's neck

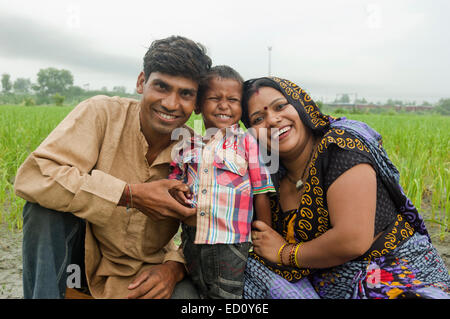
281;135;317;181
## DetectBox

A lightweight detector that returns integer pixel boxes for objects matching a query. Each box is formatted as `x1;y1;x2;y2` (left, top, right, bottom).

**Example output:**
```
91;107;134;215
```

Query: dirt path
0;219;448;299
0;223;22;298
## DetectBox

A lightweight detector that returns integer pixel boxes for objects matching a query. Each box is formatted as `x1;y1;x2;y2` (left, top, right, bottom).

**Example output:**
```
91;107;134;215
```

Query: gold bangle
294;242;303;267
277;243;288;265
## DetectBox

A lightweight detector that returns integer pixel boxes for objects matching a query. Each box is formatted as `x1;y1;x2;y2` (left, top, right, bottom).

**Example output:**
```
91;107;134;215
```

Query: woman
241;76;450;299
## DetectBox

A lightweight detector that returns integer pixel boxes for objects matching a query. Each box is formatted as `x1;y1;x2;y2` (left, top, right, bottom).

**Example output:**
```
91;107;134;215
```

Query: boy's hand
169;183;193;207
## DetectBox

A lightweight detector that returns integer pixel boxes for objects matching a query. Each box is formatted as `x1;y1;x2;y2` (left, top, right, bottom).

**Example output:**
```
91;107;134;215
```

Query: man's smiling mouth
156;111;179;121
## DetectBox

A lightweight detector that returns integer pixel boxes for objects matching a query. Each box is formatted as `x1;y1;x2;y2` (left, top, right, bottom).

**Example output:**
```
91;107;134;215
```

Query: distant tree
13;78;32;94
34;67;74;96
1;73;12;93
52;93;65;106
113;86;127;94
435;98;450;115
335;94;350;103
355;97;368;104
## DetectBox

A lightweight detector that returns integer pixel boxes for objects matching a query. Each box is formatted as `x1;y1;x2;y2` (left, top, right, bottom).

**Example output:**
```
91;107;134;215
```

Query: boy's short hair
143;35;212;83
197;65;244;105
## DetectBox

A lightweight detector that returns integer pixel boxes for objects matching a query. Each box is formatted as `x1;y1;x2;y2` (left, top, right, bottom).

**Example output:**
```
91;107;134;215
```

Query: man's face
137;72;198;140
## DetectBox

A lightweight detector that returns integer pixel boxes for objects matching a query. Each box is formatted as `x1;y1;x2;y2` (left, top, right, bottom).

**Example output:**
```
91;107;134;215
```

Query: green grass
330;112;450;238
1;105;448;238
0;105;74;229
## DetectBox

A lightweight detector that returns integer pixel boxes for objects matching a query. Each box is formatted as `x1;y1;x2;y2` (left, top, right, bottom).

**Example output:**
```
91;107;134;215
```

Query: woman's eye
276;103;288;110
251;116;263;125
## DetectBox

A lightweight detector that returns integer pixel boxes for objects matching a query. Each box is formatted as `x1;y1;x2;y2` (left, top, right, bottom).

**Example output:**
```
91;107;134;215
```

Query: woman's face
247;87;312;159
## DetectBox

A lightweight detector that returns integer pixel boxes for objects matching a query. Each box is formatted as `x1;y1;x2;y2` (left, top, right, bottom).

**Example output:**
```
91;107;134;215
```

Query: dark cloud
0;11;140;77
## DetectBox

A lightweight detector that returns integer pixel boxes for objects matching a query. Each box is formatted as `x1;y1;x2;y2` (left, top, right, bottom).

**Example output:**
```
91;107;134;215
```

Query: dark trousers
22;201;87;298
181;224;251;299
22;201;199;299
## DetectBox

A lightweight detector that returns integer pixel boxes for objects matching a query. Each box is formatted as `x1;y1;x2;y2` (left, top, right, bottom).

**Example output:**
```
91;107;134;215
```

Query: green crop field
1;104;449;239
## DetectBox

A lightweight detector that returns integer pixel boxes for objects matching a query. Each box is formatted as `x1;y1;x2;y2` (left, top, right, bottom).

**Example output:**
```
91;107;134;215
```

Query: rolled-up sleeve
245;133;276;195
14;99;126;226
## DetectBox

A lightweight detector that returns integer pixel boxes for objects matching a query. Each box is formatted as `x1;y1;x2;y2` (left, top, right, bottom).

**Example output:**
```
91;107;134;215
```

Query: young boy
168;65;275;299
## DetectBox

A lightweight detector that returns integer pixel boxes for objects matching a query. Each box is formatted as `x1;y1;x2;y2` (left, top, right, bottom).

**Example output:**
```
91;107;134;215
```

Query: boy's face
199;77;242;129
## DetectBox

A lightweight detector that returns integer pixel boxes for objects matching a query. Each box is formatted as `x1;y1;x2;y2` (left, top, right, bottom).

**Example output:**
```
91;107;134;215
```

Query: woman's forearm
290;228;371;269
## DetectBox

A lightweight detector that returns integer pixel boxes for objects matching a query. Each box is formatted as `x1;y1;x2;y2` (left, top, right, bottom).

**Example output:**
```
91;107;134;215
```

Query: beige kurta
14;95;185;298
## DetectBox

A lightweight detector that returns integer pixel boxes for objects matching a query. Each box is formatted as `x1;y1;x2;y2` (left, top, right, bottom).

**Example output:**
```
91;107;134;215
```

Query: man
14;35;212;299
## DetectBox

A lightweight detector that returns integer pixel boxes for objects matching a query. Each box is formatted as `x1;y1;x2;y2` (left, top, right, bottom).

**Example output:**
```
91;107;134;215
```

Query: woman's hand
251;220;287;264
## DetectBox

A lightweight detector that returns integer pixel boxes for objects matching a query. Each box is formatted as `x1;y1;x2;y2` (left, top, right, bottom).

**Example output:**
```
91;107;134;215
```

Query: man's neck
140;113;171;166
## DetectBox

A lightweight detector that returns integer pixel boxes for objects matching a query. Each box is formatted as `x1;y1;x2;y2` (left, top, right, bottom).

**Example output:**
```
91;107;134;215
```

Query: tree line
1;67;139;106
1;67;449;115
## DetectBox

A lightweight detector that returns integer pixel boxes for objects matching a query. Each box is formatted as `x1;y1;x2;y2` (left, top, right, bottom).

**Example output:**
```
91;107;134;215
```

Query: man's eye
228;98;240;103
181;90;194;97
155;82;167;90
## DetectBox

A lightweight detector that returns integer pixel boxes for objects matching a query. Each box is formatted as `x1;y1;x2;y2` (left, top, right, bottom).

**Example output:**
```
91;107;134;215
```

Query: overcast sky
1;0;449;103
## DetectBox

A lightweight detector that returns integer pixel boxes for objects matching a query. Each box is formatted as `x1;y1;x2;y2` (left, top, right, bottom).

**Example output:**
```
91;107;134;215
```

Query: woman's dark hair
143;35;212;83
241;78;283;128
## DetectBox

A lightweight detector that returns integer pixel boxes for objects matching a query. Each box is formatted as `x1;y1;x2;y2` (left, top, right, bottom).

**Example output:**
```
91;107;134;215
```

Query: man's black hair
143;35;212;83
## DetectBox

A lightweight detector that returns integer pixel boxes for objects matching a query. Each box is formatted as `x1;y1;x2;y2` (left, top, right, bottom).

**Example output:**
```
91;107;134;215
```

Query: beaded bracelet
288;244;297;267
277;243;288;265
281;243;292;266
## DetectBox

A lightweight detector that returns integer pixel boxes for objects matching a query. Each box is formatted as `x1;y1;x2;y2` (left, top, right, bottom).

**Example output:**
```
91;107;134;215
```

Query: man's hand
127;261;185;299
169;183;193;207
129;179;196;221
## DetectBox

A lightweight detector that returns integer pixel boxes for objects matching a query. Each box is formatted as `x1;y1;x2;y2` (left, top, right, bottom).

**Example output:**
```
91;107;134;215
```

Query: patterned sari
242;77;450;299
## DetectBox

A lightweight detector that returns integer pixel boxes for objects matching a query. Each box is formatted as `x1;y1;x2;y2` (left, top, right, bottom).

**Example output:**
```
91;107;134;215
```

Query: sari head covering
241;77;334;134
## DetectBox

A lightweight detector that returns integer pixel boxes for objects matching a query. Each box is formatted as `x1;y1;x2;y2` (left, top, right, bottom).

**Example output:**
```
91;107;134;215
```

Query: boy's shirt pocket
213;150;251;194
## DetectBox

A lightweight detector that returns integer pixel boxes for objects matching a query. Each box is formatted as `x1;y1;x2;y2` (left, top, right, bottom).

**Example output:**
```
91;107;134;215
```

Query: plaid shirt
169;124;275;244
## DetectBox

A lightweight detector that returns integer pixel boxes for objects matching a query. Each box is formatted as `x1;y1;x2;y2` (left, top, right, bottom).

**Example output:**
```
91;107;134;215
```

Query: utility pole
268;46;272;76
